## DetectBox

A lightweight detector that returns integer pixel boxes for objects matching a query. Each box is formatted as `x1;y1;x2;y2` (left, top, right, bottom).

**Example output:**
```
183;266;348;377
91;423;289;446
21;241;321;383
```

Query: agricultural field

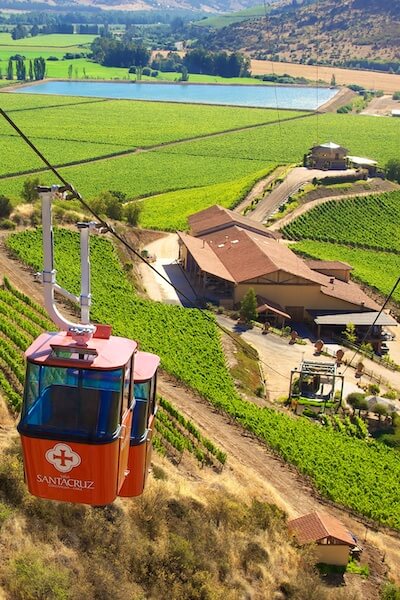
1;97;301;149
6;227;400;530
293;241;400;303
0;276;224;465
0;33;96;47
139;167;276;230
160;112;400;166
282;191;400;253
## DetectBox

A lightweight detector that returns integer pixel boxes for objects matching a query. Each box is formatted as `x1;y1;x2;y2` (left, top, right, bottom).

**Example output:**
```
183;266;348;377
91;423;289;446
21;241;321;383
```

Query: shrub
151;70;159;77
21;177;41;203
46;56;59;61
124;201;142;226
240;288;257;323
392;91;400;101
0;219;16;230
382;389;397;400
6;550;71;600
0;195;12;218
128;65;136;74
368;383;380;395
142;67;151;76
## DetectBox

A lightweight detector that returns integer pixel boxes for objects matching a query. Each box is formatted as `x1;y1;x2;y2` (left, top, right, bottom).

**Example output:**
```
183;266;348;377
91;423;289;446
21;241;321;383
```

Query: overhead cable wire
0;106;291;382
340;276;400;376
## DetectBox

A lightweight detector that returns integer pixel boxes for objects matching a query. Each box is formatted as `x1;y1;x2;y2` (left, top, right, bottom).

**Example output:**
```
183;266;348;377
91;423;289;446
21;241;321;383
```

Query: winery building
178;205;379;322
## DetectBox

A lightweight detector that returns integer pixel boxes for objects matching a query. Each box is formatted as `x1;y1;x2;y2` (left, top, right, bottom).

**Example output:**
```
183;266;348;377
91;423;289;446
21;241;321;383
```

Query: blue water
12;80;338;110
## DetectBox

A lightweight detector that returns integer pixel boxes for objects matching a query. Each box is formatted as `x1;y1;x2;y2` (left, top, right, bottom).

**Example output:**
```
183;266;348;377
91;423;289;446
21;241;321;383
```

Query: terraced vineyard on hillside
0;277;224;467
282;191;400;253
280;190;400;303
6;228;400;530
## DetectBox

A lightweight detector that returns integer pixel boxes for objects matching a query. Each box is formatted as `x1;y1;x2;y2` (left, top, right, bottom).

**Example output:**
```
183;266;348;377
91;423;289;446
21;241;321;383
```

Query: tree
240;288;257;323
68;64;73;79
330;73;336;86
6;58;13;81
0;195;12;218
179;66;189;82
33;57;46;80
346;392;367;416
29;60;34;81
373;403;388;422
21;177;41;203
11;24;27;40
342;322;357;344
385;158;400;184
92;191;122;220
124;202;141;226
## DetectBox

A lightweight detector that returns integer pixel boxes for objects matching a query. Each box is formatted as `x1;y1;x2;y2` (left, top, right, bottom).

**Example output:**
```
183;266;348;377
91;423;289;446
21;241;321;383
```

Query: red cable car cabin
18;330;136;506
119;351;160;498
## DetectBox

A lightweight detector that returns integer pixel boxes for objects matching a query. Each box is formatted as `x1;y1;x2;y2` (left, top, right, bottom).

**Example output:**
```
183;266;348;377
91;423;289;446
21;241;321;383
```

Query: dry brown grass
251;60;400;94
0;440;360;600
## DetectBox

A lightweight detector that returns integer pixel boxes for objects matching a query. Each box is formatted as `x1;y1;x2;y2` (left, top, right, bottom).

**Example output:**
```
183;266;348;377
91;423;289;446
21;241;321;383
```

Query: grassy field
0;32;96;47
196;4;265;28
293;241;400;303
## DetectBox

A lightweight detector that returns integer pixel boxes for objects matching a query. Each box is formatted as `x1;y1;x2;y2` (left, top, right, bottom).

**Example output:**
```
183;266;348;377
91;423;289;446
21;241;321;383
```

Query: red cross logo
45;443;81;473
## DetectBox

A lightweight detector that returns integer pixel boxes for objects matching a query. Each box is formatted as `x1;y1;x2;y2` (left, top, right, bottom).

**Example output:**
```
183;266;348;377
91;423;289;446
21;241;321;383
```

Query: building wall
310;268;350;283
233;282;362;315
314;544;350;566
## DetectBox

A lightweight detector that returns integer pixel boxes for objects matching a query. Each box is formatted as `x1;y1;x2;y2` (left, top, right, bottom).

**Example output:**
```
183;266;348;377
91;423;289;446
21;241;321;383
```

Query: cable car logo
45;443;81;473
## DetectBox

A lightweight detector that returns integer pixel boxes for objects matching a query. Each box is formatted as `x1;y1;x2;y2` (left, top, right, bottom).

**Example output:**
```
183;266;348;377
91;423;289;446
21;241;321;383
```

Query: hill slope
205;0;400;68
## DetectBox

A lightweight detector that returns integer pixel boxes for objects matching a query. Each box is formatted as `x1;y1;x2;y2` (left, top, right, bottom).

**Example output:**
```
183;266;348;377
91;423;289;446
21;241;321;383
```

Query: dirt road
247;166;355;223
361;95;400;116
158;374;400;592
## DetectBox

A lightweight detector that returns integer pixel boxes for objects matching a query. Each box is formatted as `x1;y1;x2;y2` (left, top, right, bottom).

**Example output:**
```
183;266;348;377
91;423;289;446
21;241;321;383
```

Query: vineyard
0;276;225;467
293;241;400;303
6;227;400;530
281;191;400;253
139;167;276;231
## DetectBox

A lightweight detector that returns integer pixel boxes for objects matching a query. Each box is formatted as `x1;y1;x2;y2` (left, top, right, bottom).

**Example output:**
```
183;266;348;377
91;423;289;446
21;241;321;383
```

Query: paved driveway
248;166;356;223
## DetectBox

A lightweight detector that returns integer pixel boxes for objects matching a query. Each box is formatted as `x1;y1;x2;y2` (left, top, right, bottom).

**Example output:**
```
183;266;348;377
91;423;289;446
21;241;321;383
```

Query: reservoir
12;80;338;110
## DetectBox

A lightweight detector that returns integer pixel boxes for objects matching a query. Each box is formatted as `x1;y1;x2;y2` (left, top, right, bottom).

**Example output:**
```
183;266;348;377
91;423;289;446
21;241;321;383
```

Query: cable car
17;185;160;505
119;351;160;498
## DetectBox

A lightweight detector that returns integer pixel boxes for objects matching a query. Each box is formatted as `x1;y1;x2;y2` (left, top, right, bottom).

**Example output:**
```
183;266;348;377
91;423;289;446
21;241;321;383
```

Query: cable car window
20;363;123;442
122;362;132;415
131;381;150;441
148;373;157;418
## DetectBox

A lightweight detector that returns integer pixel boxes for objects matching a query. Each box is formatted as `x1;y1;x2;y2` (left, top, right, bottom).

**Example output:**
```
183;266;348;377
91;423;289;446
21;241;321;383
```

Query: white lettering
36;473;95;491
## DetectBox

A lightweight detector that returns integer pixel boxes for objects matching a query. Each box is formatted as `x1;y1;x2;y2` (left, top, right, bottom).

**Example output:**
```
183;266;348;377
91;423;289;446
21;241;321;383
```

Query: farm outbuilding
288;511;357;566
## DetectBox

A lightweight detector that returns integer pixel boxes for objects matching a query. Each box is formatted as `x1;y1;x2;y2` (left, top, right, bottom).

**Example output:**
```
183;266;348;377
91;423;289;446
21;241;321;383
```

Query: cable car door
117;362;133;492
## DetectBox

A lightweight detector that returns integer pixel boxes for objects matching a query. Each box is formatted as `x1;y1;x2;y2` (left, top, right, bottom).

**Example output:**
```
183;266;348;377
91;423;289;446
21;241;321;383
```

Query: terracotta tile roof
317;275;380;310
288;512;356;546
188;205;278;239
177;231;235;282
305;260;353;271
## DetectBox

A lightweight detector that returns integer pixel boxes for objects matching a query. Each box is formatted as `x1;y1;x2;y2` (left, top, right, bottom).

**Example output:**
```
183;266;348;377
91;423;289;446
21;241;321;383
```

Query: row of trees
3;57;45;81
90;36;251;79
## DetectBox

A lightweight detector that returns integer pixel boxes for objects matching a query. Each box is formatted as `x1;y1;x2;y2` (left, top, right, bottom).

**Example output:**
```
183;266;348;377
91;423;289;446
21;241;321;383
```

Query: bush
382;389;397;400
21;177;41;203
392;91;400;101
128;65;136;74
0;195;12;218
151;70;159;77
124;201;141;226
381;583;400;600
6;550;71;600
142;67;151;76
368;383;380;395
0;219;16;230
46;56;59;61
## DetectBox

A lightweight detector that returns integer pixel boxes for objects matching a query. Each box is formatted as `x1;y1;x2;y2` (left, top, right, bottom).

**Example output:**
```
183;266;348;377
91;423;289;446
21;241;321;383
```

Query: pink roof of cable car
134;351;160;382
25;332;137;370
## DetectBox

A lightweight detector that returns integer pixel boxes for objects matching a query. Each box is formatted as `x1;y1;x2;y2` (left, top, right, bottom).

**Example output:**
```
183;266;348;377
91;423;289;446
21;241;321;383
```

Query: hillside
205;0;400;69
0;0;265;15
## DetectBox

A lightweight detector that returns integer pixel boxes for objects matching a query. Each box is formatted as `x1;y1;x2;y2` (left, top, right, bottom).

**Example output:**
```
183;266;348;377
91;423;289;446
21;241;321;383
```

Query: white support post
39;186;96;340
